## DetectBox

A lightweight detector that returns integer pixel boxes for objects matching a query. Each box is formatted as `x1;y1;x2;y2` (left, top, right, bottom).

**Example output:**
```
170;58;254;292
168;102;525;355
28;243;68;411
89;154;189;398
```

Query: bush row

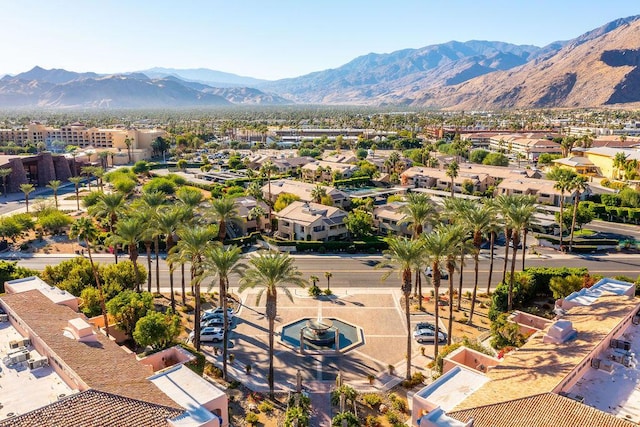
262;236;387;253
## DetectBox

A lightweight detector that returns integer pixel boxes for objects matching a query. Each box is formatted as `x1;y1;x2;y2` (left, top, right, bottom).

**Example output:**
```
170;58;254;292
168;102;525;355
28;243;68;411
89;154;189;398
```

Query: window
313;225;325;232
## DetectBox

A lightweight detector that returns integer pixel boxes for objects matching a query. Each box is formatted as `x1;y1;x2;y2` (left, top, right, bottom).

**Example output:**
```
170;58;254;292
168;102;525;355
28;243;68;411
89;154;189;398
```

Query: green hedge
332;176;371;188
223;232;261;246
263;236;387;252
535;234;618;247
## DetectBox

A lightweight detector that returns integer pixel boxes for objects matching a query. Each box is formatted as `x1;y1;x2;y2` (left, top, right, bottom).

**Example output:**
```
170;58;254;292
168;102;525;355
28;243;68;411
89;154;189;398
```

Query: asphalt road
10;250;640;292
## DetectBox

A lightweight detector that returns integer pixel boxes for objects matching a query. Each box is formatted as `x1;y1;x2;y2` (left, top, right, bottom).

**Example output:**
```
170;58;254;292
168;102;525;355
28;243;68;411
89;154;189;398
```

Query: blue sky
1;1;638;80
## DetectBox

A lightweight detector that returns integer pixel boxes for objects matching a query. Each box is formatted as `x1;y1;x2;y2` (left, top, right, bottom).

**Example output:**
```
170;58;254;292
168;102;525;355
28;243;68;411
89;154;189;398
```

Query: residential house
496;176;578;206
263;179;350;208
373;202;412;238
301;160;357;183
488;134;562;161
233;196;270;235
412;278;639;427
275;201;348;241
323;152;358;164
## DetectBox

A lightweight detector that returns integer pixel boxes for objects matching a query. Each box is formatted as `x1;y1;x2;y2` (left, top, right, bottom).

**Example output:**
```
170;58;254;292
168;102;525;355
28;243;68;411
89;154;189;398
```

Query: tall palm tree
548;167;576;252
568;175;589;252
168;226;216;351
379;237;424;380
446;161;459;198
209;197;240;241
202;245;246;380
238;252;305;397
613;152;629;180
442;225;470;344
400;192;438;307
68;176;83;210
422;225;456;359
311;184;327;203
90;192;125;233
484;206;503;295
494;195;515;283
20;183;35;213
518;196;537;271
69;217;109;337
324;271;333;292
260;161;278;229
458;202;495;324
175;186;204;209
139;191;166;292
504;198;537;311
108;217;145;292
0;168;11;197
156;206;185;310
248;205;266;232
443;198;475;311
46;180;62;209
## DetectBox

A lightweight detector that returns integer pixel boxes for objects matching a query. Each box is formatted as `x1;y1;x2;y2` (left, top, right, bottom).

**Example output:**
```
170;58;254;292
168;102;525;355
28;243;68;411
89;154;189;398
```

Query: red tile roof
449;393;636;427
0;389;183;427
0;290;177;408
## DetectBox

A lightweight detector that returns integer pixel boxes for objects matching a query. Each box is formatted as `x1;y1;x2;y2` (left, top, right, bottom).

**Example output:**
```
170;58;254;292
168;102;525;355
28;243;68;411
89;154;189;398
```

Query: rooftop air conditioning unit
28;357;48;370
0;314;8;322
9;337;30;349
7;348;30;365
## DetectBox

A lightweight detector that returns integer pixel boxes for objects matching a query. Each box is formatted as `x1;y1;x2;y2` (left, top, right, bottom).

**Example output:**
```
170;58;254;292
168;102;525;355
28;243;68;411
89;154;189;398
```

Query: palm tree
311;184;327;203
209;197;240;241
175;186;204;209
238;252;305;397
90;192;125;233
260;161;278;229
518;196;537;271
442;225;469;344
248;205;266;232
0;168;11;197
324;271;333;292
446;161;459;198
46;180;62;209
568;175;589;252
613;152;629;180
458;202;495;324
379;237;424;380
400;192;438;307
156;206;185;310
20;183;35;213
484;206;503;295
108;217;145;292
68;176;83;210
168;226;216;351
309;275;319;288
139;191;166;292
201;245;246;381
548;167;576;252
422;225;456;359
124;137;132;163
94;167;105;192
494;195;515;283
504;197;537;311
69;217;109;337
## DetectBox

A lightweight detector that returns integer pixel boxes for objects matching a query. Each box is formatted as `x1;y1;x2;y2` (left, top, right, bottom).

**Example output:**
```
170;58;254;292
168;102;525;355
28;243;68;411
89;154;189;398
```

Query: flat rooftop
569;321;640;423
564;278;635;306
0;322;73;420
5;276;77;306
416;366;489;411
455;292;639;410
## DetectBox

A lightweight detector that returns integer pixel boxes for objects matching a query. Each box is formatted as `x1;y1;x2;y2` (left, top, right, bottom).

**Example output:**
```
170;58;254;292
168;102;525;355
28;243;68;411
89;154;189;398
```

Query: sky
1;1;638;81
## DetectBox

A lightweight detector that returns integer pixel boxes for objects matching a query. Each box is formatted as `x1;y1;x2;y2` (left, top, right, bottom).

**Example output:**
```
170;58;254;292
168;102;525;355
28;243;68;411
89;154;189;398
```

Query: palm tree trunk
75;188;80;210
169;264;175;312
487;231;495;294
266;292;276;398
469;253;479;324
521;229;528;271
502;229;512;283
402;268;412;380
113;244;118;264
433;269;441;359
508;234;519;311
413;270;419;296
130;250;141;292
181;264;186;305
154;237;160;294
194;279;201;351
558;196;565;252
222;277;229;381
457;253;464;310
87;246;110;338
569;194;580;252
145;242;152;293
447;267;454;346
417;272;423;311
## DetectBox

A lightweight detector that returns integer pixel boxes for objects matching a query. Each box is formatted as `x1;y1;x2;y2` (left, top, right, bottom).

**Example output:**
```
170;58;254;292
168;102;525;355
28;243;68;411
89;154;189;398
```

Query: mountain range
1;15;640;109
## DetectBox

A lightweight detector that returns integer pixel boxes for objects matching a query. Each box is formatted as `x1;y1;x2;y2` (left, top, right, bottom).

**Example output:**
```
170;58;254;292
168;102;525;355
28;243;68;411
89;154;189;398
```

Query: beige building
373;202;412;238
496;176;577;206
301;160;357;183
0;122;165;163
488;134;562;161
263;179;350;208
275;201;348;241
233;196;270;235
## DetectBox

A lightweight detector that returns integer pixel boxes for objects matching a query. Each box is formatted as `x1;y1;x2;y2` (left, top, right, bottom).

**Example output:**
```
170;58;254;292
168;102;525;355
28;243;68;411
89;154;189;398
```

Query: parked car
201;317;230;328
189;327;224;343
203;307;235;319
425;267;449;280
413;323;446;343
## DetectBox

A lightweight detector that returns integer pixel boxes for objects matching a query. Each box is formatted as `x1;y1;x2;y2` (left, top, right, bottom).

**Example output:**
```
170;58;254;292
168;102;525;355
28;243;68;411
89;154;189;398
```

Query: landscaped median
261;235;388;254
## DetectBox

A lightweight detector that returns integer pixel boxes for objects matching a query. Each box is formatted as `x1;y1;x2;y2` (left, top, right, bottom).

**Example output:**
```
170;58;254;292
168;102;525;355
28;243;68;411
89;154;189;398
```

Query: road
9;250;640;292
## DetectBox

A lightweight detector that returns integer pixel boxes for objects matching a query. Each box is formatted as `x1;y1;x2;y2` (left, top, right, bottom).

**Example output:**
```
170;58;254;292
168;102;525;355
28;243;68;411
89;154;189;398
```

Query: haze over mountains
1;15;639;109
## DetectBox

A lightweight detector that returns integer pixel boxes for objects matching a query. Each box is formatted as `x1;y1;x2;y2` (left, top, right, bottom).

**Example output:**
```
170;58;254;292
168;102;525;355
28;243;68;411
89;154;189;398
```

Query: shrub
365;415;381;427
245;412;259;426
308;284;321;297
331;411;359;427
362;393;382;407
385;411;400;424
258;400;274;413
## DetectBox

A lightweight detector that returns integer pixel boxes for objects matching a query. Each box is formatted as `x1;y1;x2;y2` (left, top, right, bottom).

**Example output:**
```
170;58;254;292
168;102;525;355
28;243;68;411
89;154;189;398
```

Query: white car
203;307;235;319
425;267;449;280
413;324;446;343
200;316;230;328
189;327;224;343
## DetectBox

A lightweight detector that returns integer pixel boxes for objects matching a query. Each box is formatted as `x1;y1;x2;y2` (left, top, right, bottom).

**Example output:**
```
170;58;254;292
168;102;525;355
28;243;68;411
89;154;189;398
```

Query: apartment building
301;160;357;183
275;201;348;241
496;176;578;206
488;134;562;161
263;179;350;208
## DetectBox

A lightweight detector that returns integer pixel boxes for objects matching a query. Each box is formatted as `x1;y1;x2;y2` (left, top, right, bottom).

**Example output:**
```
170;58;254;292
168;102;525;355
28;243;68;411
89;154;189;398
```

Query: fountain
281;316;363;354
303;318;336;347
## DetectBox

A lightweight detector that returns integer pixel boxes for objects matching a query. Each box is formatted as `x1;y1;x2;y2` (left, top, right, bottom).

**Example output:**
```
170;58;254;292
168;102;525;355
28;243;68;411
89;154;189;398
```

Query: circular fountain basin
280;317;363;353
